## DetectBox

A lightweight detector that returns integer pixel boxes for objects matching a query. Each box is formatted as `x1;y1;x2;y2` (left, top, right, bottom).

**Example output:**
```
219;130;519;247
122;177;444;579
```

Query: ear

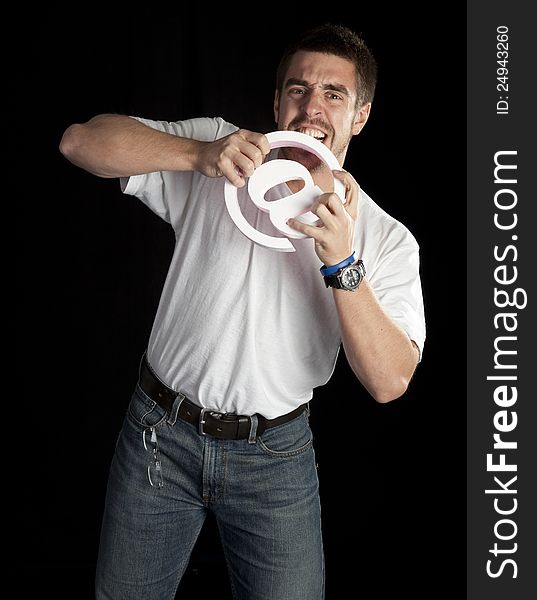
273;90;280;124
352;102;372;135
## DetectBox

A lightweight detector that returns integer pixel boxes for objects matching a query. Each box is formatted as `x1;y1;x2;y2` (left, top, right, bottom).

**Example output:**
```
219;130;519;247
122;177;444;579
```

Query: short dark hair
276;23;378;108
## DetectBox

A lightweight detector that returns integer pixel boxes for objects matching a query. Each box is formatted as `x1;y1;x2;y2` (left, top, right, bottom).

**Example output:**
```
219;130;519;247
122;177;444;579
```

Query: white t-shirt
121;117;426;419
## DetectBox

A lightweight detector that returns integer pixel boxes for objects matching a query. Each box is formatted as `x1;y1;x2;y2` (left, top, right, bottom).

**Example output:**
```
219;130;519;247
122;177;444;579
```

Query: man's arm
332;281;420;402
59;114;270;187
287;169;420;403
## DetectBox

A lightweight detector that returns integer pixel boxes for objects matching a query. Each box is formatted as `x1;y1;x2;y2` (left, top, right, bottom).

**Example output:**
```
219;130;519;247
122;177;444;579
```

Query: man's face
274;50;370;171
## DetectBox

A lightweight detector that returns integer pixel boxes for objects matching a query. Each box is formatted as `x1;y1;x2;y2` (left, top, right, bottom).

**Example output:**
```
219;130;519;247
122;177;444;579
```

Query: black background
21;5;465;598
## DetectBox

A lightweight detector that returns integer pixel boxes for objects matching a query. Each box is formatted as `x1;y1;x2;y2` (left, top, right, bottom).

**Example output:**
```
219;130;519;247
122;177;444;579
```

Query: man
60;23;425;600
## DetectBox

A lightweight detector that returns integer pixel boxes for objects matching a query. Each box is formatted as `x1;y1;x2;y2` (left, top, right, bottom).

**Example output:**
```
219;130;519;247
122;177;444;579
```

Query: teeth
298;128;326;140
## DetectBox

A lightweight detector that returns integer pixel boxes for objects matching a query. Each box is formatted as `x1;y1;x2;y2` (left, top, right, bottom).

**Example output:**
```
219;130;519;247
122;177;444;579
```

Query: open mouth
294;127;328;144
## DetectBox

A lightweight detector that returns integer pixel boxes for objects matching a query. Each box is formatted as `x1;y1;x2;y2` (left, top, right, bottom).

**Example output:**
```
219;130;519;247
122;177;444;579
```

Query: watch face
340;266;362;289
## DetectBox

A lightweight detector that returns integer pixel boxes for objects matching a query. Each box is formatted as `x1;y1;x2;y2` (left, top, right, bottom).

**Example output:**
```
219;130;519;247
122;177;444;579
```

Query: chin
281;147;323;172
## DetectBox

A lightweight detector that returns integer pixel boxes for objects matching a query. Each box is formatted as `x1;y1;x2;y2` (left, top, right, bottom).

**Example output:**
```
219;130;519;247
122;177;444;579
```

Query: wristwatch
324;259;366;291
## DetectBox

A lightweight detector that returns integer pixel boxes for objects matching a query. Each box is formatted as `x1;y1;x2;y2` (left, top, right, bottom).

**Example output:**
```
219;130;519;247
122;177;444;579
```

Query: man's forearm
59;114;203;178
334;280;419;403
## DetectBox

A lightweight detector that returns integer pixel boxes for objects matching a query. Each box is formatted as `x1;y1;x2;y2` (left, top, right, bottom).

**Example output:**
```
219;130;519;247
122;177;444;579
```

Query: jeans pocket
257;413;313;458
126;383;168;432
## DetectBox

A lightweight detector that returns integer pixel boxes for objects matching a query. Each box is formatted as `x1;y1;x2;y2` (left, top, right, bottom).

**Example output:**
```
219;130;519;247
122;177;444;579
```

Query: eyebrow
284;77;351;97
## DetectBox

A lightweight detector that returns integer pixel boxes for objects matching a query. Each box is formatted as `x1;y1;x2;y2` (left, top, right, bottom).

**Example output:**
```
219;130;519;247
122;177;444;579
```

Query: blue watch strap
320;252;356;276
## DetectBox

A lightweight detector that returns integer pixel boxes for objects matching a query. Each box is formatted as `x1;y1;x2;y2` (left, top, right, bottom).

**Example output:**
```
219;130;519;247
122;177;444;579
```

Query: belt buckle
198;409;226;436
198;409;249;438
198;408;208;436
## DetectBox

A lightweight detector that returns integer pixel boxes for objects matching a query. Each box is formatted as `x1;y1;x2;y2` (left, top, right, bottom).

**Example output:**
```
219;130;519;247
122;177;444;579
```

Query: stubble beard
279;132;352;174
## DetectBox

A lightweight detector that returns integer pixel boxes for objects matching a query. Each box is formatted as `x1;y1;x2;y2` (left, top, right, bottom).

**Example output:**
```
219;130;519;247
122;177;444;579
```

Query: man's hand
196;129;270;187
287;170;359;266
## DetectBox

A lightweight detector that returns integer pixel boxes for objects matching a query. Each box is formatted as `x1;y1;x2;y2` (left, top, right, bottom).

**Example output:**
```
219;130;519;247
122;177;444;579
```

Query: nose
301;90;323;118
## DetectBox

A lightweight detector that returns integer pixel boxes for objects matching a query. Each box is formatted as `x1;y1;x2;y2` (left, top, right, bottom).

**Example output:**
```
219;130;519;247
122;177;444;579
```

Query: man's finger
287;217;324;241
241;130;271;158
224;163;246;187
333;170;359;219
315;192;347;220
312;198;338;225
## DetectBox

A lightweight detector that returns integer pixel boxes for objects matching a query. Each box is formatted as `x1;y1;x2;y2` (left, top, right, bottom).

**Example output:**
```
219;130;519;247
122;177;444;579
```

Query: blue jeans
95;383;324;599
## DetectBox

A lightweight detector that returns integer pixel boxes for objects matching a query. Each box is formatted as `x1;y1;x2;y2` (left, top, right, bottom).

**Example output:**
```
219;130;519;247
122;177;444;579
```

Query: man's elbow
371;343;420;403
59;123;85;161
366;371;414;404
369;373;413;403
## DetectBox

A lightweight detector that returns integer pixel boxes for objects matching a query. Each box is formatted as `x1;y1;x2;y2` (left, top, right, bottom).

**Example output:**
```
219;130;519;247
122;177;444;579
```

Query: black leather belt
139;355;307;440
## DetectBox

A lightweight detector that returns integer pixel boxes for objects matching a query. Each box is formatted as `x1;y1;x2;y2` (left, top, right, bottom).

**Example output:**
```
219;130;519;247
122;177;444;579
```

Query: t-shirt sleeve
120;116;237;227
366;225;427;360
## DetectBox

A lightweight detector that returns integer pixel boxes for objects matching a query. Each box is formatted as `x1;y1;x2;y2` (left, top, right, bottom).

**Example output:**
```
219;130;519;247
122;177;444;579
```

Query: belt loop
167;393;185;426
248;414;259;444
305;402;310;417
